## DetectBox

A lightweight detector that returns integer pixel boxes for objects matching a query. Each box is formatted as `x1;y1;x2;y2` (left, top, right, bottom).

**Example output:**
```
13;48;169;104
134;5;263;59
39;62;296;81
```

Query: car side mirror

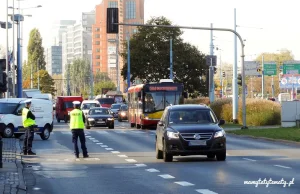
16;110;22;116
219;119;225;125
158;121;164;126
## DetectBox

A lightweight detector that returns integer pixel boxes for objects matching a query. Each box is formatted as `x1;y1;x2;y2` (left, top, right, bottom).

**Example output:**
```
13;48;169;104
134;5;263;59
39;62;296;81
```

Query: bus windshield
144;92;180;113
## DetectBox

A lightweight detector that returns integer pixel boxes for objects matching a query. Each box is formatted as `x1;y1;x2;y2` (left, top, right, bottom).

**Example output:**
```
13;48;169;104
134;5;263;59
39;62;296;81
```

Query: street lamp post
6;0;9;98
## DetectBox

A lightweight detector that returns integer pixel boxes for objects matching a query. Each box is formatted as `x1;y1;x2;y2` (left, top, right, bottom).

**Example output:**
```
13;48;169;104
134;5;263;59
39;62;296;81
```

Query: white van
0;98;53;140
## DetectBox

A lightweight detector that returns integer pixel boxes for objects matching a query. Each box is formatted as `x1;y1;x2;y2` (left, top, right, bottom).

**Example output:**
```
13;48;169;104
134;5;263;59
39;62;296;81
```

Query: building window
95;34;100;38
126;1;136;19
96;48;100;52
96;55;100;59
96;41;100;45
96;62;100;66
108;1;118;8
95;28;100;32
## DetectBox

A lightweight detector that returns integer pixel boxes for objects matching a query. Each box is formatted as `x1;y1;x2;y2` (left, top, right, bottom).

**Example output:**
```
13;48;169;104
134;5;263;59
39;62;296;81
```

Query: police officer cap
73;101;80;105
24;99;32;104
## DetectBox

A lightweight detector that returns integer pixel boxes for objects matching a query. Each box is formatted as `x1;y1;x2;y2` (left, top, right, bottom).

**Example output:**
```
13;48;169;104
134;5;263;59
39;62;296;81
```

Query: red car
55;96;83;123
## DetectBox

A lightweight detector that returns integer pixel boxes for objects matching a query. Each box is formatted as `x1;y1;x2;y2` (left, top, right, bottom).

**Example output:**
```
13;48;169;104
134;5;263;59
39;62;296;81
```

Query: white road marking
96;131;109;134
75;159;80;161
274;165;291;169
33;187;41;191
83;158;100;161
85;135;91;138
118;155;128;158
174;181;194;186
158;174;175;179
105;148;114;150
125;159;137;163
111;151;120;154
135;164;147;167
195;189;218;194
146;168;160;172
100;145;108;148
46;159;59;161
89;138;95;140
96;143;103;145
92;140;100;142
243;158;256;162
226;153;230;156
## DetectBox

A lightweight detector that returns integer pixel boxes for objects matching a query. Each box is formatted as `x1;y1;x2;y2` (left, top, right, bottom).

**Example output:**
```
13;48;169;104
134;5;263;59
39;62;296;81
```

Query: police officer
22;99;36;155
70;101;89;158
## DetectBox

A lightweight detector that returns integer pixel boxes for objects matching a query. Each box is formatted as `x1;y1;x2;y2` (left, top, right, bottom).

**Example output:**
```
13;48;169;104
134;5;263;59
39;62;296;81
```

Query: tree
32;70;56;95
94;72;112;83
94;81;116;96
22;60;31;82
120;16;209;96
52;74;64;97
27;28;46;74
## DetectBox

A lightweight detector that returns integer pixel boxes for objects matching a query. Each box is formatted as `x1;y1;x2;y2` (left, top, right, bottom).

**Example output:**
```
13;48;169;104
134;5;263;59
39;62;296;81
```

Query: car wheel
163;140;173;162
86;125;90;129
118;118;122;122
109;124;114;129
3;125;14;138
207;154;215;159
156;140;163;159
40;126;51;140
136;124;141;129
56;115;60;123
141;125;146;129
64;116;68;123
216;151;226;161
130;123;135;128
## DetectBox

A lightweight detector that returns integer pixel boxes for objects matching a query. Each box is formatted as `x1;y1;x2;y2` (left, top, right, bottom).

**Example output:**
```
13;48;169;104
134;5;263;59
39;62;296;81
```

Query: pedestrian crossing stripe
59;130;156;135
29;158;101;162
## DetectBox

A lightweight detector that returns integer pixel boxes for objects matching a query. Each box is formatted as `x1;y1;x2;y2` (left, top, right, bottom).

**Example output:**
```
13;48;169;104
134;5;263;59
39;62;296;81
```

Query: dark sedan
156;104;226;162
117;104;128;122
85;108;114;129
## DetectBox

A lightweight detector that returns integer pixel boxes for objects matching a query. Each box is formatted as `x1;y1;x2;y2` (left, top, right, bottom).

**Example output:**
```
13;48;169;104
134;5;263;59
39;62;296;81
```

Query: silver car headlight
107;118;114;120
214;130;226;138
167;131;179;139
88;118;95;121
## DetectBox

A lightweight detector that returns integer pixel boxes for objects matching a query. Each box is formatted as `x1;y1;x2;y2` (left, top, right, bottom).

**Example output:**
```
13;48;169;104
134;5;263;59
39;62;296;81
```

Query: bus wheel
130;123;135;128
141;125;146;129
136;124;141;129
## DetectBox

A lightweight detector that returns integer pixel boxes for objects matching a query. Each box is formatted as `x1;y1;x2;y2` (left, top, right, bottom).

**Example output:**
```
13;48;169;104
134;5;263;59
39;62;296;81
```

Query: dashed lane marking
92;140;100;143
111;151;120;154
118;155;128;158
174;181;194;186
274;165;291;169
83;158;100;161
135;164;147;167
195;189;218;194
158;174;175;179
85;136;92;138
125;159;137;163
100;145;108;148
146;168;160;172
85;131;91;135
105;148;114;150
243;158;256;162
89;138;96;140
96;143;103;145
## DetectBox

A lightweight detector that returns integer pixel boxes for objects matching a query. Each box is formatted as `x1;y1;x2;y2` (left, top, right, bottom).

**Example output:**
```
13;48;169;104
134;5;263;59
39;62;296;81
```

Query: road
21;121;300;194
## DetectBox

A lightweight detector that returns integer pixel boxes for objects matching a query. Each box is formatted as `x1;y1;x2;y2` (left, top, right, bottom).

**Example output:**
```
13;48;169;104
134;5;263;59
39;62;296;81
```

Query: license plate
97;121;105;124
189;140;206;146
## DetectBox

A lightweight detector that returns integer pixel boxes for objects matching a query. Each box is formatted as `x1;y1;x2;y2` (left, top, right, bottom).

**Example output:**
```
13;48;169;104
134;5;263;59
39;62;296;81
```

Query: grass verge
227;127;300;142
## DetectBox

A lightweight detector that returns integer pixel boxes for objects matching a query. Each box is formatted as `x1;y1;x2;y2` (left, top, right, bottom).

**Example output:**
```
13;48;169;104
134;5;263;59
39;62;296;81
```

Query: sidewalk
223;125;281;131
0;138;26;194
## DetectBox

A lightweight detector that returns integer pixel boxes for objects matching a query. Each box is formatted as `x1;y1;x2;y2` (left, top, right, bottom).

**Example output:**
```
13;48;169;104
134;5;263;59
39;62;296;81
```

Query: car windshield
98;98;114;104
145;92;181;113
120;105;128;111
168;109;218;125
64;101;74;109
111;104;121;109
82;103;98;110
89;108;110;115
0;103;19;114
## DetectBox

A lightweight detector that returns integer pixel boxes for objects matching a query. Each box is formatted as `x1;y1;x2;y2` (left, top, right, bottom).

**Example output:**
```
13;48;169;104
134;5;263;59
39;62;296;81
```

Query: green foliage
94;72;112;83
27;29;46;74
120;16;209;96
238;99;281;126
184;97;210;105
94;81;116;95
32;70;56;95
22;60;30;82
220;103;233;122
210;98;232;120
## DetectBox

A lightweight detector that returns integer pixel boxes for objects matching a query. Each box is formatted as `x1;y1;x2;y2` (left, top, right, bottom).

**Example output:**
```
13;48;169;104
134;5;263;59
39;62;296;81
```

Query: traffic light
107;8;119;34
257;68;261;72
237;73;242;86
222;71;225;77
0;72;8;93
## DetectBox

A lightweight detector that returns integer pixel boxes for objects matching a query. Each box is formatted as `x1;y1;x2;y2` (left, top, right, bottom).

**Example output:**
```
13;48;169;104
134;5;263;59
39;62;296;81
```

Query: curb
227;133;300;146
15;139;27;193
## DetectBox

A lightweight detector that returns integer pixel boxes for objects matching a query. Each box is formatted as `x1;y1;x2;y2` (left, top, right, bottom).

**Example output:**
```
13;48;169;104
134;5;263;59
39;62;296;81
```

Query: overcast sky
0;0;299;65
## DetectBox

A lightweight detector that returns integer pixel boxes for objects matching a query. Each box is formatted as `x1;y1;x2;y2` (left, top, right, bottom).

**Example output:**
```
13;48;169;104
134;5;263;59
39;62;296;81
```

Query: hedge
184;97;210;105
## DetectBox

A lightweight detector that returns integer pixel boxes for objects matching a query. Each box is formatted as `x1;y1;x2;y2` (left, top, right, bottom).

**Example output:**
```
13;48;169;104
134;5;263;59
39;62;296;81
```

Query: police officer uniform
70;101;89;158
22;99;36;155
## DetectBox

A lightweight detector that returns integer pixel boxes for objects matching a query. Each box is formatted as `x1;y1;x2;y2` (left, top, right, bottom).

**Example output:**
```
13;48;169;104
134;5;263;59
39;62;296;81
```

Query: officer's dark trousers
71;129;88;156
23;126;34;153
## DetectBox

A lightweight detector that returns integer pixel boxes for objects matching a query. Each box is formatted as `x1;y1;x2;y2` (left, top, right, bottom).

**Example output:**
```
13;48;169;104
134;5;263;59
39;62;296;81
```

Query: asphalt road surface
20;121;300;194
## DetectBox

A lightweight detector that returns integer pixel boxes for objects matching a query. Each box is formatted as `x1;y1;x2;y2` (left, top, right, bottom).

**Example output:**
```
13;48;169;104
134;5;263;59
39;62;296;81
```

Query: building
51;20;76;46
45;46;62;76
92;0;144;92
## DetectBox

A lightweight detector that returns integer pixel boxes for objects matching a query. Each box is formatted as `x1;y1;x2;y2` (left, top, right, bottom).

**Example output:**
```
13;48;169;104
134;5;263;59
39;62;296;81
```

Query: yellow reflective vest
22;108;36;127
70;109;85;129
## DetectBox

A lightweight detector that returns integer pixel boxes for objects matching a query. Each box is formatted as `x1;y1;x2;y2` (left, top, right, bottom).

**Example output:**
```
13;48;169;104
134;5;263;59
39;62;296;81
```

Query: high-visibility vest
22;108;36;127
70;109;84;129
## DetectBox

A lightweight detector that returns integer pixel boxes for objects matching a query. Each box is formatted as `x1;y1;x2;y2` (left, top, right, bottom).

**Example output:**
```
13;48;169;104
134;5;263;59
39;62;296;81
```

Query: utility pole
89;50;94;99
12;0;15;97
209;23;215;103
30;60;33;88
127;34;130;91
232;8;238;123
261;55;264;99
116;34;120;91
170;38;173;79
6;0;9;98
37;58;40;90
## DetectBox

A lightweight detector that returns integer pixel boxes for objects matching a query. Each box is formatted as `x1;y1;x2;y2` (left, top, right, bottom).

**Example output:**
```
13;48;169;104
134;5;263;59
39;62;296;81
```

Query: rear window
98;98;114;104
0;103;19;114
111;104;121;109
81;103;99;110
64;102;74;108
120;105;128;111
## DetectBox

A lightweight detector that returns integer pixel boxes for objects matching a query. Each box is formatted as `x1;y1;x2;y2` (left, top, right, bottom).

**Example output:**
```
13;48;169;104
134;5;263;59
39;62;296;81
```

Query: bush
220;103;233;122
210;98;232;120
238;99;281;126
184;97;210;105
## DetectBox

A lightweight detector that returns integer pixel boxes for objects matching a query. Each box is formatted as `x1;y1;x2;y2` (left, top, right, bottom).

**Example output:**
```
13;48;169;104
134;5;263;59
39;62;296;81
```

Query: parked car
155;104;226;162
55;96;83;123
110;103;123;118
118;104;128;122
85;107;114;129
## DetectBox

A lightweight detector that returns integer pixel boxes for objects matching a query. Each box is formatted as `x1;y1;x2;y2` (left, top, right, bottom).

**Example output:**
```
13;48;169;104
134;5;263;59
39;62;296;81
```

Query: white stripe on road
135;164;147;167
92;140;100;142
146;168;160;173
96;143;103;145
196;189;218;194
85;136;91;138
111;151;120;154
100;145;108;148
96;131;109;134
158;174;175;179
274;165;291;169
46;159;59;161
105;148;114;150
89;138;95;140
243;158;256;162
125;159;137;163
118;155;128;158
174;181;194;186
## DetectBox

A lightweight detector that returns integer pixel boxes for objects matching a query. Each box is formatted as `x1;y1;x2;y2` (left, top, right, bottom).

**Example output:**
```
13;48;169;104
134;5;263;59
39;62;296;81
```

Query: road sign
244;61;260;76
263;63;277;76
280;76;300;88
205;55;217;66
283;63;300;75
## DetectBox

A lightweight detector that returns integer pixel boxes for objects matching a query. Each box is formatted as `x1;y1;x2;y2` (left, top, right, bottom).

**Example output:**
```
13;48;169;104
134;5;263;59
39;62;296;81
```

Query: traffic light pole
261;55;264;99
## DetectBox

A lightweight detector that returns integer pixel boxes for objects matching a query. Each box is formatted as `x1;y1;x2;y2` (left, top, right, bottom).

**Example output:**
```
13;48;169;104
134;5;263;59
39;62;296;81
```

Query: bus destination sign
149;86;178;91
